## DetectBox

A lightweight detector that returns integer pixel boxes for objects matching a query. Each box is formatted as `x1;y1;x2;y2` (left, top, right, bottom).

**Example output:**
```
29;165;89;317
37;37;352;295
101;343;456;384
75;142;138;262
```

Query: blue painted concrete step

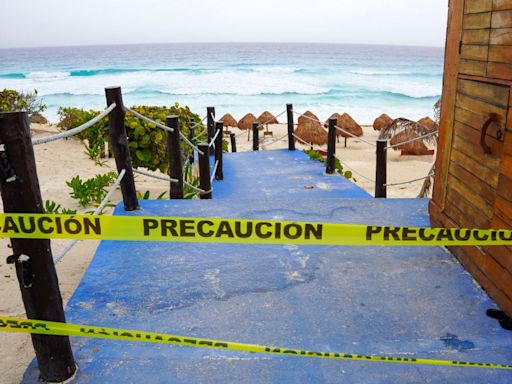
23;199;512;383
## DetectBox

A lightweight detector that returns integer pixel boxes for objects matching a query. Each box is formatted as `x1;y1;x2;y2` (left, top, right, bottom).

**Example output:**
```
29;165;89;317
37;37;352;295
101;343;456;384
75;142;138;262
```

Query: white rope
133;168;179;184
386;131;438;150
191;127;208;141
209;129;221;148
384;172;435;187
123;106;174;133
334;155;376;183
33;103;116;146
210;160;219;183
183;179;211;195
179;131;204;155
54;169;126;263
257;110;287;128
292;133;325;150
201;115;207;123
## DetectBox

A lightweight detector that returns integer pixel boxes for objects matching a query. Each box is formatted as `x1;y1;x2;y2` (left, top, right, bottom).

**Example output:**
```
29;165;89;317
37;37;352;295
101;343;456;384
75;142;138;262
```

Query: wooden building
430;0;512;315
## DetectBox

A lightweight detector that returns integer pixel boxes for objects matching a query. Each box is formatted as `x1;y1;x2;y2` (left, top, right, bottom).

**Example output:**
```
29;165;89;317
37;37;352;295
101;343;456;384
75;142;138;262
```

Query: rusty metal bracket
480;113;500;154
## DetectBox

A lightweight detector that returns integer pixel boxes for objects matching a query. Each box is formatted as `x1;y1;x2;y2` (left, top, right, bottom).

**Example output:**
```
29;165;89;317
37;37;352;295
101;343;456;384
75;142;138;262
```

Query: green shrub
57;107;109;151
44;200;77;215
304;150;354;181
0;89;46;113
66;172;117;207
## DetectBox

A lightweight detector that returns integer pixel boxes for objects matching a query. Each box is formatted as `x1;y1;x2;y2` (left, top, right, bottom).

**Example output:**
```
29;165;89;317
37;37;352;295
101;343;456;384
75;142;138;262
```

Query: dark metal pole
230;133;237;153
207;107;215;156
167;116;184;199
326;118;336;174
375;140;388;198
105;86;138;211
188;118;195;165
287;104;295;151
215;122;224;180
252;122;259;151
198;143;212;199
0;112;76;382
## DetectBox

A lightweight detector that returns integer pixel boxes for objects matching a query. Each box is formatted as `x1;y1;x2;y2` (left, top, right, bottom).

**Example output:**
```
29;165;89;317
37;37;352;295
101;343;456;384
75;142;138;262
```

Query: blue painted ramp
211;149;371;199
23;199;512;383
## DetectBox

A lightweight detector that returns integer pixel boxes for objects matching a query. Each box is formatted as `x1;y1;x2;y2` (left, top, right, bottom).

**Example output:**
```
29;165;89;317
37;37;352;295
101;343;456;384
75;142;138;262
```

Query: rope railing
386;131;438;150
53;169;126;263
184;179;211;195
259;133;288;146
333;155;376;183
210;160;219;183
32;103;117;146
209;129;220;148
257;110;287;128
123;106;174;133
179;131;204;155
191;127;208;141
132;168;179;184
384;172;435;187
292;133;325;150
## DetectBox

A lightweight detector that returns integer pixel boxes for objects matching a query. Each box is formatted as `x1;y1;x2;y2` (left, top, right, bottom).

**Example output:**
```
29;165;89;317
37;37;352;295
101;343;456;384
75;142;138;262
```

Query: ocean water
0;43;443;124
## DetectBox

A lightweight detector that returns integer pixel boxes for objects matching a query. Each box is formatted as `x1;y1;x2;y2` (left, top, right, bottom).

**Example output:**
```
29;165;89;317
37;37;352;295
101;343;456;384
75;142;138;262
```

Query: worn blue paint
23;150;512;383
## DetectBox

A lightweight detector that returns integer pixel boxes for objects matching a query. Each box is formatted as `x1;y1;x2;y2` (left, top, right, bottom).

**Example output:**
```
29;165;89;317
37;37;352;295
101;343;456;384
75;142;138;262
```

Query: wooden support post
0;112;76;382
105;86;138;211
230;133;237;153
252;122;259;151
188;118;195;165
287;104;295;151
215;121;224;180
375;140;388;198
167;116;184;199
198;143;212;199
326;118;336;174
207;107;215;156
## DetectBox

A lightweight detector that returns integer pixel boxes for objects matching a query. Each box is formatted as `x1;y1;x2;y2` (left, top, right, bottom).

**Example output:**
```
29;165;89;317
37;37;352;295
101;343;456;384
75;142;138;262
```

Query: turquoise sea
0;43;443;123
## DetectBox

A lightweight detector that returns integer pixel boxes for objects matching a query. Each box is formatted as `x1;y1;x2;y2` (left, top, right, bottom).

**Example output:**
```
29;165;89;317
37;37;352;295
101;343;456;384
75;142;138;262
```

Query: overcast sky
0;0;448;49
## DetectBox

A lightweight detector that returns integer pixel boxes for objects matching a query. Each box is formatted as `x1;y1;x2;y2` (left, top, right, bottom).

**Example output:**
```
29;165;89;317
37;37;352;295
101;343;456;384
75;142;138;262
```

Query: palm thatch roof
323;113;341;128
389;130;431;155
237;113;258;130
379;117;438;147
417;117;438;132
295;113;327;146
219;113;238;128
373;113;393;131
336;113;363;138
258;111;279;125
298;111;320;125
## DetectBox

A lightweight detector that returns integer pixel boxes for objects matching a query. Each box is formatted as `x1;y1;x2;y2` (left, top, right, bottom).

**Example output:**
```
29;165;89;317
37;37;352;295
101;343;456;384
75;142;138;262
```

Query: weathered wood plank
490;28;512;44
447;172;495;216
497;174;512;200
462;28;491;44
449;161;498;203
451;148;501;186
466;0;493;13
453;120;503;151
452;127;502;167
487;61;512;79
495;195;512;221
501;153;512;177
457;78;509;105
464;12;492;28
485;245;512;275
461;44;489;60
492;9;512;27
459;59;488;75
456;92;508;116
504;130;512;152
446;188;492;227
488;44;512;62
493;0;512;11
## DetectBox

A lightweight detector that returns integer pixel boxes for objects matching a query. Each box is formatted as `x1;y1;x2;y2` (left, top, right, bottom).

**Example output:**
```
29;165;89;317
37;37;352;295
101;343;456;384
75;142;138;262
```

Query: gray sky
0;0;448;49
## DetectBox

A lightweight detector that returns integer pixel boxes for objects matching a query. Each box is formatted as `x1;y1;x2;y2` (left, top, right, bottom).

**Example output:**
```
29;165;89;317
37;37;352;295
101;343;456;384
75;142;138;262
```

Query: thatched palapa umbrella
337;113;363;147
295;111;327;147
390;130;431;155
258;111;279;125
417;117;438;132
323;113;341;128
373;113;393;131
237;113;259;130
381;117;438;156
219;113;238;128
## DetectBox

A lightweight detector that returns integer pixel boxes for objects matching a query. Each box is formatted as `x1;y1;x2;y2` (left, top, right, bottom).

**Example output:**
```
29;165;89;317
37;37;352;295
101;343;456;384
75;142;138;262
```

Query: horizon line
0;41;445;51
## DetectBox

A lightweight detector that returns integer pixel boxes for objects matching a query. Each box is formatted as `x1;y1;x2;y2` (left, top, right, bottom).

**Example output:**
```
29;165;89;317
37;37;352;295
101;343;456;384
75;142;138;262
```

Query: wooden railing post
230;133;237;152
105;86;138;211
207;107;215;156
252;122;259;151
215;121;224;180
188;118;195;165
167;116;184;199
326;118;336;174
287;104;295;151
0;112;76;382
375;140;388;198
198;143;212;199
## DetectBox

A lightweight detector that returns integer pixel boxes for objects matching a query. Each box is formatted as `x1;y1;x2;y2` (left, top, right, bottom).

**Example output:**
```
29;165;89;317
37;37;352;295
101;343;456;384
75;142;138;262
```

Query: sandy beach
0;121;436;383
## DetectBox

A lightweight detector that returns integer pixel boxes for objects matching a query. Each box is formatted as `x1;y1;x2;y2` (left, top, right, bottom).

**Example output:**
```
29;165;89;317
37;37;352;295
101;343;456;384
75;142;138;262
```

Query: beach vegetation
183;161;201;199
0;89;46;114
66;172;117;207
137;190;167;200
44;200;77;215
304;149;354;180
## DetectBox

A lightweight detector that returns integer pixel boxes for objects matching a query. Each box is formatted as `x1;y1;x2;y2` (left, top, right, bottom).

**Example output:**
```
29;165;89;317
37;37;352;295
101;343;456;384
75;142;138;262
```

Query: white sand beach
0;122;436;383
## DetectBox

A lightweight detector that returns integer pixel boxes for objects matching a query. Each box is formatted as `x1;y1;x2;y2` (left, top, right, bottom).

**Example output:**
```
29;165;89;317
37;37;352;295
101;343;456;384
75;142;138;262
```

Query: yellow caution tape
0;213;511;246
1;316;510;370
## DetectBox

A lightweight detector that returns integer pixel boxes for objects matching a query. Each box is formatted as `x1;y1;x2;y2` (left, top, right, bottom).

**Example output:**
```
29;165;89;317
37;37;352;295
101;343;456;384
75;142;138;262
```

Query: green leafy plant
66;172;117;207
304;150;354;181
137;190;167;200
0;89;46;113
183;161;201;199
57;107;109;153
44;200;77;215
